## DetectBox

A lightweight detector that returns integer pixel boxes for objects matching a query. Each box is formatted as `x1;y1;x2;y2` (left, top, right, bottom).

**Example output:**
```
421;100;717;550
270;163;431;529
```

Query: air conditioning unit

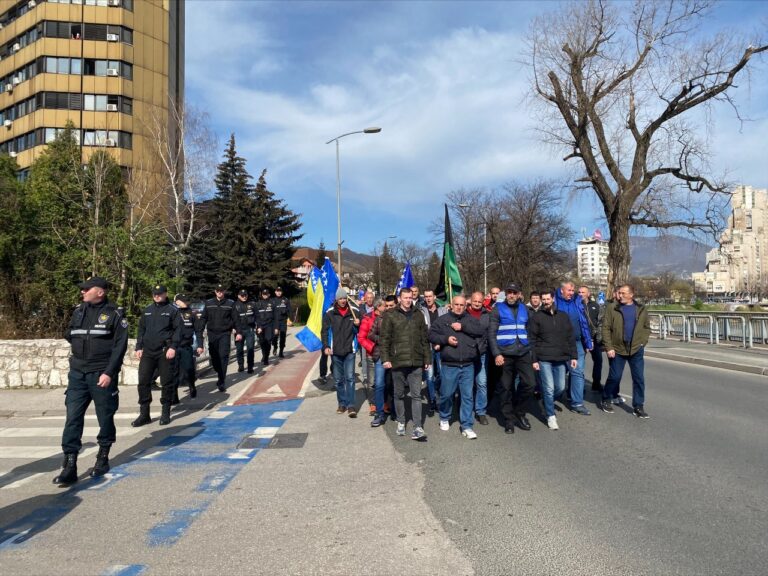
104;138;116;147
12;77;21;85
12;43;20;52
106;68;119;77
9;151;17;157
28;0;36;8
5;83;12;93
106;103;118;111
3;119;11;128
106;33;119;42
108;0;121;6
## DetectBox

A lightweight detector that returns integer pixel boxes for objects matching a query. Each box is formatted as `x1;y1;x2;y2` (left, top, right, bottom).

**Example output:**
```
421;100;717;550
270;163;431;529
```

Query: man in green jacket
600;284;651;418
380;287;431;441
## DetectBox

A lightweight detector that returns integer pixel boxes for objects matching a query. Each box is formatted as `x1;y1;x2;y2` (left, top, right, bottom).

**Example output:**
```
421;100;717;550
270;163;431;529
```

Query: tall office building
0;0;183;201
577;232;609;289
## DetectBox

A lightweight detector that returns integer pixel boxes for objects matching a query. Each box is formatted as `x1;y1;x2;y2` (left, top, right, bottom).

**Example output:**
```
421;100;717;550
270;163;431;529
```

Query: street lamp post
458;204;487;294
326;127;382;280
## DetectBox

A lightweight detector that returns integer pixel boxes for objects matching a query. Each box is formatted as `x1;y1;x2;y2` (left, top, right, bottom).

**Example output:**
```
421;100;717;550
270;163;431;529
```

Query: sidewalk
645;337;768;376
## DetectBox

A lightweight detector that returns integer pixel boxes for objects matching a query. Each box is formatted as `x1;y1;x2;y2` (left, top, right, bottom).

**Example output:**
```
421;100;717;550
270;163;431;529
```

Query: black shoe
514;414;531;431
600;399;614;413
504;424;515;434
591;384;603;392
238;366;245;373
262;359;269;366
131;406;151;427
217;382;226;393
90;446;110;478
247;367;254;374
427;403;435;417
476;414;489;426
53;453;78;485
159;405;171;426
633;405;650;419
189;384;197;398
171;393;180;406
279;351;285;358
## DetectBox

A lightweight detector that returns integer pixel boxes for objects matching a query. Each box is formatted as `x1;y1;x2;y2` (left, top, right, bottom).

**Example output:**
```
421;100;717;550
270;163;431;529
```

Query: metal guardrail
649;312;768;349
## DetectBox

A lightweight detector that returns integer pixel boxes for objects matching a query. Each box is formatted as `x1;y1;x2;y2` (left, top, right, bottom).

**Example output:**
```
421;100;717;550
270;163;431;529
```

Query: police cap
78;276;109;290
152;284;168;295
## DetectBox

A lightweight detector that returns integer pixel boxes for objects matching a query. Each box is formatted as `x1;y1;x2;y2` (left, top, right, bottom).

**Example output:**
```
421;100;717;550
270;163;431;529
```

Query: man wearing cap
174;294;205;400
271;286;293;358
201;284;242;392
132;285;181;427
321;287;361;416
54;277;129;486
488;283;538;434
255;288;279;366
234;289;257;373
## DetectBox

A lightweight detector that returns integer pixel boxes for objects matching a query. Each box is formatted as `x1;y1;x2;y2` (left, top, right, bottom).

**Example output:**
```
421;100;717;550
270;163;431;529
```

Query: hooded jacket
554;288;593;350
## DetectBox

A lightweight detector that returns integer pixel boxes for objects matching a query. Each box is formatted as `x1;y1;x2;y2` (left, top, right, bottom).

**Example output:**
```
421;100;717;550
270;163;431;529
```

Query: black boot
53;453;78;485
217;379;226;392
159;404;171;426
171;389;180;405
238;365;245;373
90;446;110;478
279;349;285;358
247;365;254;374
131;404;151;427
189;383;197;398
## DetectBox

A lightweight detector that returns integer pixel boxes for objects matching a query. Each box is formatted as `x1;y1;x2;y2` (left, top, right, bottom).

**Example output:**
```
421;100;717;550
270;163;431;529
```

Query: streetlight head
364;127;382;134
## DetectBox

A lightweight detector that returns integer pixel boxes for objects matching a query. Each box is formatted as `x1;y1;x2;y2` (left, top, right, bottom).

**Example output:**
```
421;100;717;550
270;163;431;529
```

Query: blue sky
185;1;768;255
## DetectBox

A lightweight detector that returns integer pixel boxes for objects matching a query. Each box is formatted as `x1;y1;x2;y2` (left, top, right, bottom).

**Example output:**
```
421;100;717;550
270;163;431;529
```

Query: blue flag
296;266;325;352
395;261;415;296
321;257;339;309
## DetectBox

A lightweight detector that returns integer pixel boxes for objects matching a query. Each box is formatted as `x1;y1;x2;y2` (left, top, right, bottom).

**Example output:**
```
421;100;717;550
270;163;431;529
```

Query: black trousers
499;352;537;424
138;352;175;406
272;328;287;353
236;327;255;369
319;353;328;378
175;345;196;389
590;340;604;388
258;332;272;363
208;332;231;384
62;369;119;454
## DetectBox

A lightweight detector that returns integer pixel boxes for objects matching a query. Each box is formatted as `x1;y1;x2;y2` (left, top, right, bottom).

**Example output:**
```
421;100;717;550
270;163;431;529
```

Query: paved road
387;355;768;575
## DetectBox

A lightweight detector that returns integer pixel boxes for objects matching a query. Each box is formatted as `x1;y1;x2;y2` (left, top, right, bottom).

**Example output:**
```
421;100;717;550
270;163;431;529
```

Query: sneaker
612;396;626;405
396;422;406;436
439;420;450;431
461;428;478;439
371;414;385;427
569;404;591;416
411;427;427;441
633;406;650;419
348;409;357;418
336;406;346;414
600;399;614;413
476;414;489;426
547;416;559;430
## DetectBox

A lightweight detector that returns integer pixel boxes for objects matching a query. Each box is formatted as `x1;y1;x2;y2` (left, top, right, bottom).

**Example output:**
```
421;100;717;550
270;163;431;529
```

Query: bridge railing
648;312;768;349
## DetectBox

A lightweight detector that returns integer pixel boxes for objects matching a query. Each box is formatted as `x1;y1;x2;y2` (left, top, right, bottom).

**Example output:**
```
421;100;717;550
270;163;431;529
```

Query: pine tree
316;239;327;266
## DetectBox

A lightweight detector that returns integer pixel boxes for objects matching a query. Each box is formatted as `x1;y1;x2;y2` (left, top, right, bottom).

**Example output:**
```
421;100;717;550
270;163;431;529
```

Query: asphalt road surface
387;355;768;575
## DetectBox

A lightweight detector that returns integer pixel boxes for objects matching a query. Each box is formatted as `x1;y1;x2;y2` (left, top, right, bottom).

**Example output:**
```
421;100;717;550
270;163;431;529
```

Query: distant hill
630;235;713;277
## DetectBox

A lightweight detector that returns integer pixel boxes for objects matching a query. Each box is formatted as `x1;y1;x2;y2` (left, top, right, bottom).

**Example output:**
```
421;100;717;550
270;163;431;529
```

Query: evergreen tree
316;239;327;266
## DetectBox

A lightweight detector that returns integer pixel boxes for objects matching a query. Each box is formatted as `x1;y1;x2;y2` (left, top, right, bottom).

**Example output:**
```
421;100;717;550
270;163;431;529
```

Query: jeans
62;369;119;454
392;367;423;426
567;341;587;406
538;361;567;418
590;340;604;387
474;353;488;416
235;326;255;369
603;346;646;407
373;359;386;414
440;363;475;430
332;353;356;408
425;350;441;403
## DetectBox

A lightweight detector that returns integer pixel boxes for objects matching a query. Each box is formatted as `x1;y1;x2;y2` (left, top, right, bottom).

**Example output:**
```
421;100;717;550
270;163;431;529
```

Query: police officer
131;285;181;427
234;289;257;373
201;284;242;391
174;294;204;400
271;286;293;358
54;277;128;486
255;288;279;366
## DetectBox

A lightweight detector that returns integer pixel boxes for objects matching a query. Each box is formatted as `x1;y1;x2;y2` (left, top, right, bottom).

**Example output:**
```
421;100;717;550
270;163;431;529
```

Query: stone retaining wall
0;339;211;389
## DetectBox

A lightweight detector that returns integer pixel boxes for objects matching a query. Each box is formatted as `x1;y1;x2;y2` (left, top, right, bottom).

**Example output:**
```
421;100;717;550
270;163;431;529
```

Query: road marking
252;426;280;438
270;411;294;419
30;414;137;421
0;427;140;438
225;449;255;460
0;472;46;490
102;564;147;576
205;411;233;419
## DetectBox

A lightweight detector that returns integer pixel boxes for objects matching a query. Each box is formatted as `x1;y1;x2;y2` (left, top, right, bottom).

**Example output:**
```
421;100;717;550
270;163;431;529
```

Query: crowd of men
53;278;292;486
321;282;650;441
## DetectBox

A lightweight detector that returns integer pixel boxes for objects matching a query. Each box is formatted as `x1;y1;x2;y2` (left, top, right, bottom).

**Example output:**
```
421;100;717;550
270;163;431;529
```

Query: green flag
434;204;463;306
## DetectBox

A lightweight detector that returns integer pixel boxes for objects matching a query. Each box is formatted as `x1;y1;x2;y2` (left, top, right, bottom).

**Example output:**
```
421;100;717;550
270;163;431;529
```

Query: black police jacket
177;306;204;348
255;298;278;335
136;301;181;356
65;299;129;378
234;299;257;329
202;297;240;334
272;296;292;329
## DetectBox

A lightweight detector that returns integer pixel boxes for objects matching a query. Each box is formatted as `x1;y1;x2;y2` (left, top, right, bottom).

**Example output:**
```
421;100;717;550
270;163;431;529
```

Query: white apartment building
692;185;768;297
577;236;610;288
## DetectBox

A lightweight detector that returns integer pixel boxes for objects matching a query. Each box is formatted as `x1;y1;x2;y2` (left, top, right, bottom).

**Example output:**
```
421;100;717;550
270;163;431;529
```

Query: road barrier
649;312;768;349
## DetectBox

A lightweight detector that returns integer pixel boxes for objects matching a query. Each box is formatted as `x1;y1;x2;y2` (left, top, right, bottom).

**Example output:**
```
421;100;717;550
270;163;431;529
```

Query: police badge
98;313;109;323
121;318;129;328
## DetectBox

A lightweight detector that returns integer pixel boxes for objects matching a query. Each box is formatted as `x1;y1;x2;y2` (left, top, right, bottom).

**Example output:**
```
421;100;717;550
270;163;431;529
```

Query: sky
184;0;768;256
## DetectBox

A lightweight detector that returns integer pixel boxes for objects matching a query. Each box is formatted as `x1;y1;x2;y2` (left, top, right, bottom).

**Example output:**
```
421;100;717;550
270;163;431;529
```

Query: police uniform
201;284;240;391
255;290;278;365
133;285;181;426
55;276;128;485
174;295;204;399
234;290;257;373
271;288;292;358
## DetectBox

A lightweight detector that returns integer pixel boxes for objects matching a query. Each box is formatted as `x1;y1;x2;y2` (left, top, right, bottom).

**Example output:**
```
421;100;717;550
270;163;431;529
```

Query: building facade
577;235;609;289
692;185;768;298
0;0;183;202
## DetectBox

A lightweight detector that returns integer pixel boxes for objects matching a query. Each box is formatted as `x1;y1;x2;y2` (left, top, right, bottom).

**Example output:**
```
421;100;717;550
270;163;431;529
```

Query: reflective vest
496;302;529;346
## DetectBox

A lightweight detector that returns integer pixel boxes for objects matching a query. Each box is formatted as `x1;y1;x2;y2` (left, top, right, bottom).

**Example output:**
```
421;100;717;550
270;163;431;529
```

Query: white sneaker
439;420;450;431
461;428;478;439
396;423;406;436
547;416;559;430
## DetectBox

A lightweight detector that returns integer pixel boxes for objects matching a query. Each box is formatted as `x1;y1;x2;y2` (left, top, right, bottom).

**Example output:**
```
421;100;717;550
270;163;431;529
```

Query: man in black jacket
201;284;242;392
429;295;484;439
234;289;257;373
271;286;292;358
529;291;577;430
255;288;279;366
321;288;361;416
54;276;129;485
173;294;205;400
132;285;181;427
579;285;604;392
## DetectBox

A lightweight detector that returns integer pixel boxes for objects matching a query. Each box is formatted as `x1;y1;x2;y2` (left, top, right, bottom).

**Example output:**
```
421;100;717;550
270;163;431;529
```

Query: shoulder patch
121;318;129;328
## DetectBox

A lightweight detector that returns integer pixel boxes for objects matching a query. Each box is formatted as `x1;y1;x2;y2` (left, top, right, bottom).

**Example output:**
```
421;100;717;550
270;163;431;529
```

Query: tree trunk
607;220;631;294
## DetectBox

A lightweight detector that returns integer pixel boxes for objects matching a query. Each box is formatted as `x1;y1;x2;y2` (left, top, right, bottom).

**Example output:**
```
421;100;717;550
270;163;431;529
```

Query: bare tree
528;0;767;291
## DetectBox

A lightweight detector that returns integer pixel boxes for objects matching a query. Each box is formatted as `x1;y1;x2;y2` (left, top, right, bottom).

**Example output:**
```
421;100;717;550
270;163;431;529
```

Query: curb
645;350;768;376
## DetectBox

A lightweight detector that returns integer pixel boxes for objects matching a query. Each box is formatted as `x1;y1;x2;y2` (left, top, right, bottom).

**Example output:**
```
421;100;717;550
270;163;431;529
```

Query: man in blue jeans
321;288;360;417
428;295;485;439
555;281;594;415
467;291;491;426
